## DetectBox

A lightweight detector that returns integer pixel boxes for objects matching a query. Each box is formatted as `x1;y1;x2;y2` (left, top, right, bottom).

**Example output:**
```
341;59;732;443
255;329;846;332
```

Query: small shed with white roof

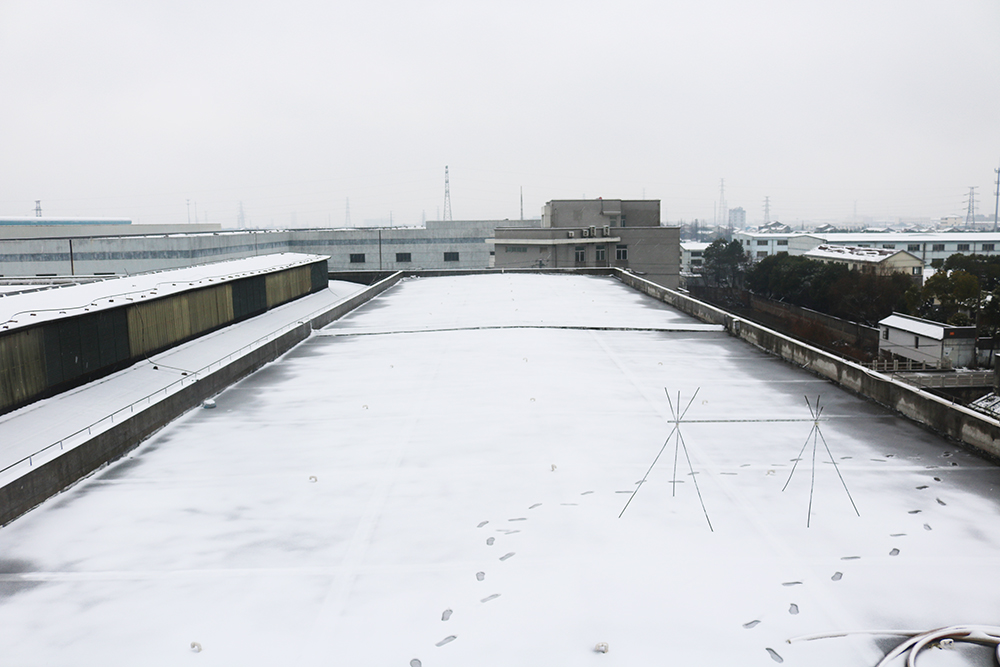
878;312;976;367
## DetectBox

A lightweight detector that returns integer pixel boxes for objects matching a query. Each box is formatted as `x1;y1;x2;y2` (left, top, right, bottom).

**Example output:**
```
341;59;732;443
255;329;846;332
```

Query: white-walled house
878;313;976;367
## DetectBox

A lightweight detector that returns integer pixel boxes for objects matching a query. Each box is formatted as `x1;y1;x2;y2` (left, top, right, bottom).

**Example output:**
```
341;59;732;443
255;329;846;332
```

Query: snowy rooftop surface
1;273;999;666
804;244;911;263
0;253;328;333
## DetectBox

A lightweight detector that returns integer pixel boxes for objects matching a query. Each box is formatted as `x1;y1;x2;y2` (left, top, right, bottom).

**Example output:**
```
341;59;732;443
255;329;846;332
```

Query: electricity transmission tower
718;178;727;231
965;186;979;227
763;196;771;225
993;165;999;232
443;166;453;221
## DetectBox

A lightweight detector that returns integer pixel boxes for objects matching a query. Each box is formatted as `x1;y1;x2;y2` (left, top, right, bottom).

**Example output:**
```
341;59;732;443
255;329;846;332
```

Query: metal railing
868;358;952;372
894;371;995;389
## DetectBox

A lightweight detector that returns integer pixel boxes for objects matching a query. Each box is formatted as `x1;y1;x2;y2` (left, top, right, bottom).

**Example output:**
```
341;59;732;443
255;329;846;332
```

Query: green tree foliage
914;253;1000;334
702;239;749;288
745;254;912;325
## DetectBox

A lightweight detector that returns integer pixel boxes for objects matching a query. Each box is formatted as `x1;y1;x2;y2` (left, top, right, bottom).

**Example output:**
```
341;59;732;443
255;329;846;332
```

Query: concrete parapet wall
0;278;398;526
616;269;1000;460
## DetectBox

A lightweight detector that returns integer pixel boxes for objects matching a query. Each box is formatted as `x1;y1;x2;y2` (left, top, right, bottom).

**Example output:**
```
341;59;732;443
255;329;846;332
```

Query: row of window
348;252;460;264
749;240;996;253
574;244;628;262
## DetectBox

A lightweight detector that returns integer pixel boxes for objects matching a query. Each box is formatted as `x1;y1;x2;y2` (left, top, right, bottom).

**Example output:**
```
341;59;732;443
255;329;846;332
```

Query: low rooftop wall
616;270;1000;460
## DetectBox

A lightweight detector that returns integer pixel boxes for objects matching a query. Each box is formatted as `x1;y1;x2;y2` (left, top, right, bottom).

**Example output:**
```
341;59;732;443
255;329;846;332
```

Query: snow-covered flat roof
0;274;997;665
804;244;917;264
0;253;328;333
878;313;961;340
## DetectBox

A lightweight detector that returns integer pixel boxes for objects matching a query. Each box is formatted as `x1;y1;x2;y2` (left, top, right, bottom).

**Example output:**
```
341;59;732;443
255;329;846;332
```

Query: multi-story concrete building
680;241;710;274
492;199;680;288
735;230;1000;268
727;207;745;228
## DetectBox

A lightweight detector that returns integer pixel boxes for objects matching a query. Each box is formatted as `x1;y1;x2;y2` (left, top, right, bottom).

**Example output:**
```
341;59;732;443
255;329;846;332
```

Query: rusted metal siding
0;328;46;411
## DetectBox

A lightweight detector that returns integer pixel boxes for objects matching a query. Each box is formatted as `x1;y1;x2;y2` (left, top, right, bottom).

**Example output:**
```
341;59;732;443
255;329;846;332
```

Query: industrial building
0;218;541;277
492;199;680;288
0;254;329;415
735;229;1000;267
0;271;999;665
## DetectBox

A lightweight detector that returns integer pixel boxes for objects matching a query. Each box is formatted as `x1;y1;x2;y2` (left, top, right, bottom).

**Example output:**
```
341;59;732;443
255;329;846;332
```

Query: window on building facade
616;244;628;260
883;244;895;249
957;244;970;251
908;244;920;251
757;240;768;246
505;246;527;252
620;215;626;226
777;240;788;246
984;244;996;251
932;244;945;252
757;251;767;258
912;267;921;275
883;328;889;340
691;251;702;257
574;246;585;262
595;245;606;261
395;252;411;262
609;216;617;226
915;336;920;349
444;252;459;262
349;253;365;263
692;259;702;266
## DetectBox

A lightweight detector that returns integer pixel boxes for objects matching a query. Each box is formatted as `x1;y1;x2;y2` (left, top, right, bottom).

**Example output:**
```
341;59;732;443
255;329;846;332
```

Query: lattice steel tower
965;186;979;227
443;166;453;221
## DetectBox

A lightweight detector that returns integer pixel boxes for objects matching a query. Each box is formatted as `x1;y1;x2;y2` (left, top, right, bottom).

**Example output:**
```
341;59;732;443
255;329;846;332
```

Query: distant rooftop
0;217;131;226
805;244;911;263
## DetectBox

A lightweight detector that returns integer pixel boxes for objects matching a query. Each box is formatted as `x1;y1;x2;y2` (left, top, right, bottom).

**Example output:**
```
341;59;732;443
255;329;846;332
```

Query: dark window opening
395;252;411;262
349;253;365;263
444;252;459;262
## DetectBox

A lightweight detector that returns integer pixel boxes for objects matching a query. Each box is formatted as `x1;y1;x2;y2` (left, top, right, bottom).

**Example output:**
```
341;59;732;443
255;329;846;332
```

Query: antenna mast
443;166;453;221
993;163;1000;232
763;196;771;225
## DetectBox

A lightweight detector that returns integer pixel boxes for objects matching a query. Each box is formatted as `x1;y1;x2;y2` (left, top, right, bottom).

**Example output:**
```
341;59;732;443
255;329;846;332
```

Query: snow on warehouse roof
0;273;998;665
0;253;328;333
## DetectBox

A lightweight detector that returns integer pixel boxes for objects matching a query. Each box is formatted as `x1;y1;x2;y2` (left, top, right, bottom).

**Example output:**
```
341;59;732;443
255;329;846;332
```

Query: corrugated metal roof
0;252;328;333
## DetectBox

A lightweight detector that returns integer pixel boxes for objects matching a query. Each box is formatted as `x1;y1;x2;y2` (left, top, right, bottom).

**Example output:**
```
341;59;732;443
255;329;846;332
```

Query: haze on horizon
1;0;998;229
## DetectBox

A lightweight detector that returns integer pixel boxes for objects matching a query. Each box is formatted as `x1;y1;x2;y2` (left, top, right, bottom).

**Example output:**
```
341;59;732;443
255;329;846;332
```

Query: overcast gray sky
1;0;998;228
